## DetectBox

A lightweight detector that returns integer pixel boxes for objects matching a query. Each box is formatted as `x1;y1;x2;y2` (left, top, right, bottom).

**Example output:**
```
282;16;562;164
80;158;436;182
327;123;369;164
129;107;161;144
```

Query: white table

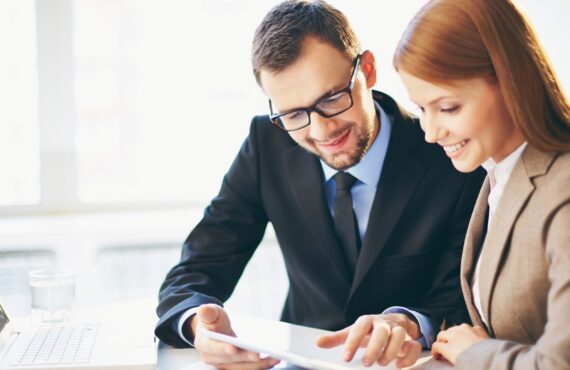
154;311;454;370
157;343;452;370
5;299;453;370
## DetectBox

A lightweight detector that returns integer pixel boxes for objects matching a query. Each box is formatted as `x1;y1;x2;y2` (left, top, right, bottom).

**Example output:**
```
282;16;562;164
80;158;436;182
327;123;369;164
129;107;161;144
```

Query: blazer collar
460;178;490;329
350;91;426;293
471;146;557;333
283;145;353;298
282;91;427;300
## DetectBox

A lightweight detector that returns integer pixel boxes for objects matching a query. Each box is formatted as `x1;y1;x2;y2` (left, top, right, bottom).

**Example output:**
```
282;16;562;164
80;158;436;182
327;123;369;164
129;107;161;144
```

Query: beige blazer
455;146;570;370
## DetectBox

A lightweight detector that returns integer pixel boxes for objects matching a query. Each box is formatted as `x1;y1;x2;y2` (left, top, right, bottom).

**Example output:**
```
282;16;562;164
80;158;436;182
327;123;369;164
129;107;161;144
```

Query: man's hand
431;324;488;365
191;304;280;370
316;313;422;368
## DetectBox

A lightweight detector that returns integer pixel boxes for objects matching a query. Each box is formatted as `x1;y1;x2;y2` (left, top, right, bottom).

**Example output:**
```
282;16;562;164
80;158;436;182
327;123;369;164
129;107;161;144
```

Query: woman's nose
421;115;446;143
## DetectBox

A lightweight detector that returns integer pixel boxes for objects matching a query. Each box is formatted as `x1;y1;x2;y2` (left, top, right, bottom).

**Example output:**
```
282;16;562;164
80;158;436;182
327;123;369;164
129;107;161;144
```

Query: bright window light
73;0;274;204
0;0;40;206
0;0;568;211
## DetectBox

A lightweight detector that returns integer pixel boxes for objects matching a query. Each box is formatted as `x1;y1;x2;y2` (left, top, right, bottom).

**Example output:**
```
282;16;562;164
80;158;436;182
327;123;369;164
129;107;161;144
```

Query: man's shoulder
372;90;423;142
372;91;438;159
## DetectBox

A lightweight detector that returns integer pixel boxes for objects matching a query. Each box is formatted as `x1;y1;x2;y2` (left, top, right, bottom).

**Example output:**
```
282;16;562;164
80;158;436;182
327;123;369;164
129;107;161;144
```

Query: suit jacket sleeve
414;168;484;330
456;201;570;369
154;117;269;347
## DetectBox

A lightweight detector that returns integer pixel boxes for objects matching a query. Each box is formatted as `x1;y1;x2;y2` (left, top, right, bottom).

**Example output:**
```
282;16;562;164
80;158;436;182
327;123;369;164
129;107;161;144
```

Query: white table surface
4;298;453;370
152;308;454;370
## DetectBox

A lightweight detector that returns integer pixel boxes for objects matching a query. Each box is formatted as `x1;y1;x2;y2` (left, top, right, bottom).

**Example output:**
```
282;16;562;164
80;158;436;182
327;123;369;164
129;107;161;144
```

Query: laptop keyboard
11;323;99;366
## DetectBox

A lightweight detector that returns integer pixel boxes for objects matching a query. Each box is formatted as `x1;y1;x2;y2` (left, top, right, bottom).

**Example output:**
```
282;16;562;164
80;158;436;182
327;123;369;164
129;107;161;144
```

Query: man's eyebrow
313;84;344;103
278;84;345;114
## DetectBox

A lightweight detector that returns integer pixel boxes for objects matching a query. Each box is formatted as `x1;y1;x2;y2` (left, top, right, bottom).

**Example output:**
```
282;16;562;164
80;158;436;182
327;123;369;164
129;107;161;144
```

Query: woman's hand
431;324;489;364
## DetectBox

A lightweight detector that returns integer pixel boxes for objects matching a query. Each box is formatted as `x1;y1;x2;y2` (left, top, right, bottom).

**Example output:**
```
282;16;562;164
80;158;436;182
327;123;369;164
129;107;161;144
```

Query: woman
318;0;570;368
392;0;570;368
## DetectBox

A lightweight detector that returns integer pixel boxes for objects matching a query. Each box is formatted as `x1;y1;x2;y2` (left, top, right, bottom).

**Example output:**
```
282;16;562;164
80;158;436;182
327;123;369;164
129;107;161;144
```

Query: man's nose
308;111;333;140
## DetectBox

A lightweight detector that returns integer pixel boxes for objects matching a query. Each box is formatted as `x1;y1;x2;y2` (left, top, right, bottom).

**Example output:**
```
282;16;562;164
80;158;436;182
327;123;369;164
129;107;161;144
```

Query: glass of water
28;269;75;323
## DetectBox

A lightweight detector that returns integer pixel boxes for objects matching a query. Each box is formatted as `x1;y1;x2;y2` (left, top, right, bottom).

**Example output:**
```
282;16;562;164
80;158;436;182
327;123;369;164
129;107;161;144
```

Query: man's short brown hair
251;0;360;85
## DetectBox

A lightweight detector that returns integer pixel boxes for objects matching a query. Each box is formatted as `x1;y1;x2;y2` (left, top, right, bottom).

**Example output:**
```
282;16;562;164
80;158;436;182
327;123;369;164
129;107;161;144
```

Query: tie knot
334;172;357;192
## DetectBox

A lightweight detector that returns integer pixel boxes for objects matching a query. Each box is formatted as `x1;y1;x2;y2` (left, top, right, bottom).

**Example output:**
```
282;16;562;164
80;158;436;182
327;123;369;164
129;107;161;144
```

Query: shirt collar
482;142;528;187
321;102;391;186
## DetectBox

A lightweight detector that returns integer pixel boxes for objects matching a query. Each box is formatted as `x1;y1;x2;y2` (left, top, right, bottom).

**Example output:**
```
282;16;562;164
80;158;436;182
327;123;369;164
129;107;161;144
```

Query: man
156;0;484;368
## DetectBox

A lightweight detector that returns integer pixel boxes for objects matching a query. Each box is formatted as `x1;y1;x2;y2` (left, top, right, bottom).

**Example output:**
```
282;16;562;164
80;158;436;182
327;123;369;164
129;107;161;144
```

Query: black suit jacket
155;91;485;347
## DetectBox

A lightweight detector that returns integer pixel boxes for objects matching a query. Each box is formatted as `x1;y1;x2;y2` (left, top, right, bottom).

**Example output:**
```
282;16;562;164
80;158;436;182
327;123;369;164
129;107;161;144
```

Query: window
73;0;272;204
0;0;40;206
1;0;569;213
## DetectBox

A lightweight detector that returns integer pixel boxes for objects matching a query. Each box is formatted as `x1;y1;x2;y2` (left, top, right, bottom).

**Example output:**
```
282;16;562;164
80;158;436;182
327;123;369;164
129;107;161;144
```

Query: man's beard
302;121;374;171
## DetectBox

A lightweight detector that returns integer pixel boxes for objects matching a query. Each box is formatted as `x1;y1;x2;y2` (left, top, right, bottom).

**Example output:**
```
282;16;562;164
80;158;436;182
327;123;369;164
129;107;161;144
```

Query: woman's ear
360;50;377;88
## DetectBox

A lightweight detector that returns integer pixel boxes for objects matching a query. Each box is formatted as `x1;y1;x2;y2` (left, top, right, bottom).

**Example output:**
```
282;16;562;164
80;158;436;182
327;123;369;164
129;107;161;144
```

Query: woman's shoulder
529;149;570;204
544;150;570;187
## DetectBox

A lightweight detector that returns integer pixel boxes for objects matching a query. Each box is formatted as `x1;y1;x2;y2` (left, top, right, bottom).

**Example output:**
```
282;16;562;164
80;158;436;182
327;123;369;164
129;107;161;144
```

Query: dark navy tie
333;171;360;274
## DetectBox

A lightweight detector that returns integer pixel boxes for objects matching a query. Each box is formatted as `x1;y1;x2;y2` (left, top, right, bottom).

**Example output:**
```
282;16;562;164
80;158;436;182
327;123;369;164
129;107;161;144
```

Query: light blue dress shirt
320;102;435;348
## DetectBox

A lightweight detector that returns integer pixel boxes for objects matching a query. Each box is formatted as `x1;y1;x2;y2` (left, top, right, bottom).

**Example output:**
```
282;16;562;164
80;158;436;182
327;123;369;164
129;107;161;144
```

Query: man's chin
300;143;361;170
320;152;359;171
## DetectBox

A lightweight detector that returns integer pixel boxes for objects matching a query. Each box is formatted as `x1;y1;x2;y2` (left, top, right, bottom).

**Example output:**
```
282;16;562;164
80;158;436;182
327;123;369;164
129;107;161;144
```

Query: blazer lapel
478;149;538;333
283;145;353;289
460;178;490;328
350;98;426;292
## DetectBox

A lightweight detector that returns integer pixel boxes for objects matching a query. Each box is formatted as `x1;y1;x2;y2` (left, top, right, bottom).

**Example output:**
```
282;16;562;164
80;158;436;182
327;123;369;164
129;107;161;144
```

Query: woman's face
398;71;525;172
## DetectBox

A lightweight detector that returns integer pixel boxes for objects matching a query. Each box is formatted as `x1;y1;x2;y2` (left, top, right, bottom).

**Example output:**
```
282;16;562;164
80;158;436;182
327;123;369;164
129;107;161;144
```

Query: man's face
260;37;379;170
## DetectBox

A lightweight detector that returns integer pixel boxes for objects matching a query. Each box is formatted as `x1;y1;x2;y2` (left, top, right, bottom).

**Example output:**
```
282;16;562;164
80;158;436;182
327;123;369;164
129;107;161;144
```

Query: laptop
0;303;156;370
199;314;442;370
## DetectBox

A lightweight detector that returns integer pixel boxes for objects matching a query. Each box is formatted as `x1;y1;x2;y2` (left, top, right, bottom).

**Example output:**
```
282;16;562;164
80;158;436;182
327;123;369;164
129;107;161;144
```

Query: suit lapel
478;148;542;333
460;178;490;328
350;95;426;293
283;145;353;289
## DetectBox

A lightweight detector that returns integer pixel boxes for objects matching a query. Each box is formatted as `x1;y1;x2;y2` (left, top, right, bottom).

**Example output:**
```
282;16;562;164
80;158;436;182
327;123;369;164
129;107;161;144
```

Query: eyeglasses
269;54;361;132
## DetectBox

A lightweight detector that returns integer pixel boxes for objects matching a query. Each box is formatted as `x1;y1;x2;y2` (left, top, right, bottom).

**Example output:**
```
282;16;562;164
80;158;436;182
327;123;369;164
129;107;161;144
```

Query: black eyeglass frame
269;54;362;132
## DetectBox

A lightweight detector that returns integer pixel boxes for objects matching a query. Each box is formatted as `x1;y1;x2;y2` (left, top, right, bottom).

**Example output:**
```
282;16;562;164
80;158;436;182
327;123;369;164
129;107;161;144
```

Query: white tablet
198;314;435;370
